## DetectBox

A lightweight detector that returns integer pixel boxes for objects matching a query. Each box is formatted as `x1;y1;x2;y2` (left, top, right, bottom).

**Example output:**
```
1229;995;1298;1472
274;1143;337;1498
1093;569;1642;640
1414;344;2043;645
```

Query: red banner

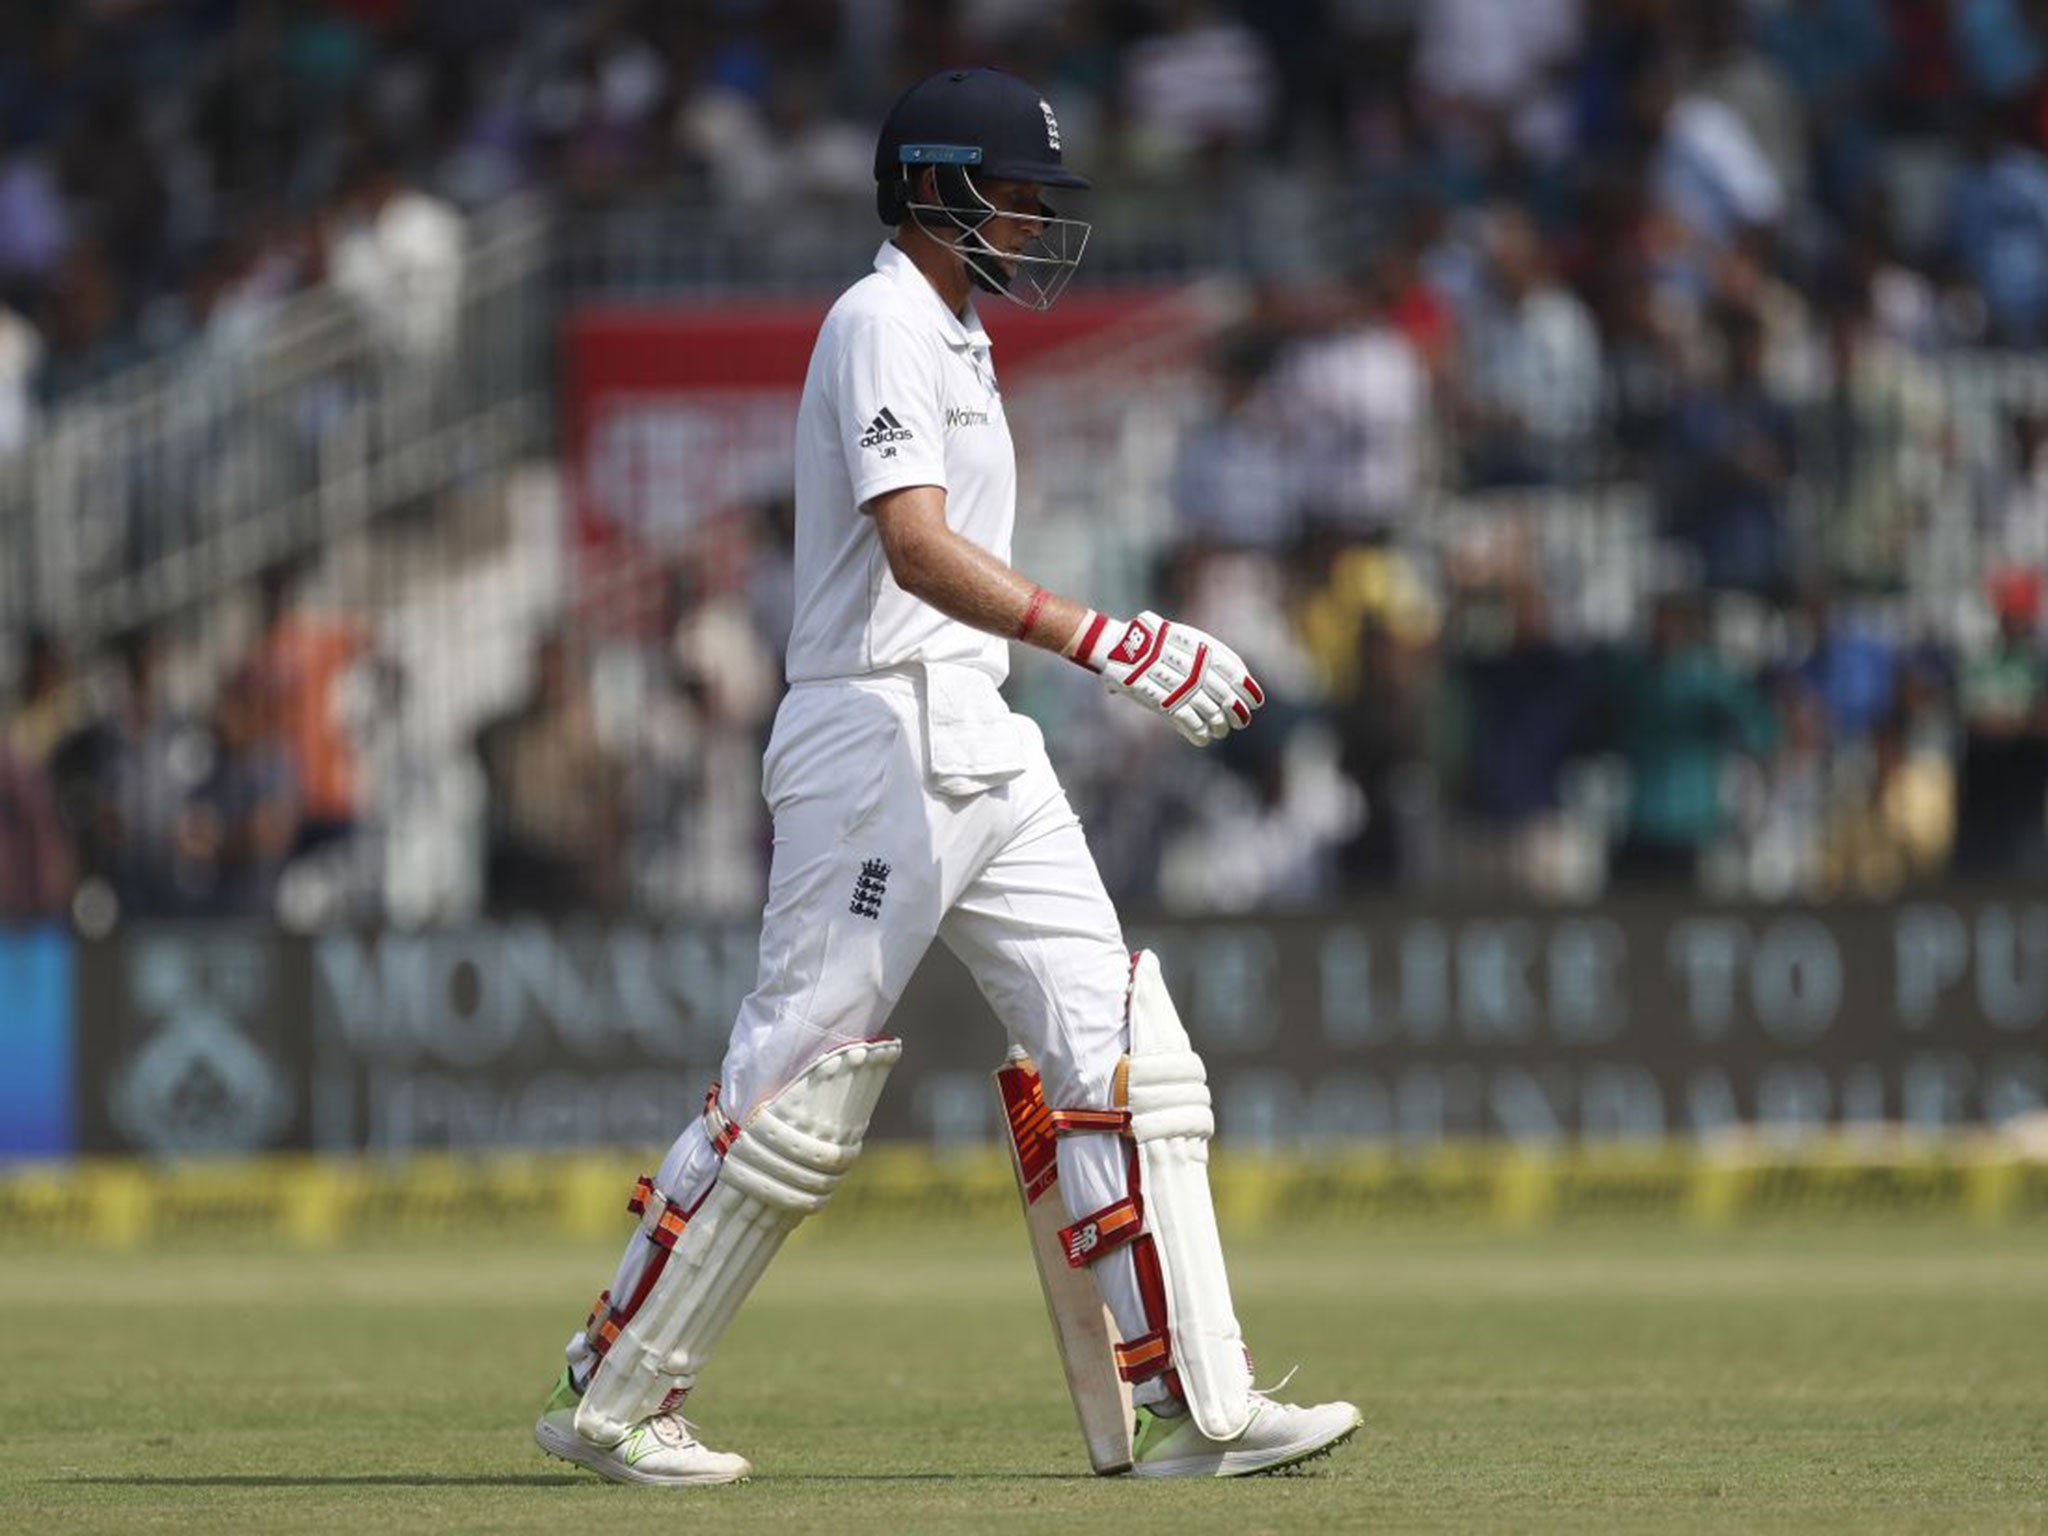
562;287;1186;558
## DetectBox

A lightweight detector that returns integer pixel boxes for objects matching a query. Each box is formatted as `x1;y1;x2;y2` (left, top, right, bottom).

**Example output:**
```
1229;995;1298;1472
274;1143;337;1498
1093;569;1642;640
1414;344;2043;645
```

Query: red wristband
1016;584;1050;641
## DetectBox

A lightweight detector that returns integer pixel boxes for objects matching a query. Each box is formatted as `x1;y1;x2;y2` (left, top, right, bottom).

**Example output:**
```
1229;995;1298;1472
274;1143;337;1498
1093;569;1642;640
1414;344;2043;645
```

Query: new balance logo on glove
1108;617;1159;669
849;858;891;919
858;408;913;449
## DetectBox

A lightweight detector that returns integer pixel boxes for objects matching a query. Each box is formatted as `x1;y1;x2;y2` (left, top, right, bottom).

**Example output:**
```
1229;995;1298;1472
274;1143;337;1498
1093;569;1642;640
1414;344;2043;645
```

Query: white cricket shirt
786;241;1016;685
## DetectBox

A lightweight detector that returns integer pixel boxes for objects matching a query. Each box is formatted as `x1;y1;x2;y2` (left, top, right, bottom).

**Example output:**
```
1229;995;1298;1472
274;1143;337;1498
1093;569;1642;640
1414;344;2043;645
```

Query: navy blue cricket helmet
873;67;1091;310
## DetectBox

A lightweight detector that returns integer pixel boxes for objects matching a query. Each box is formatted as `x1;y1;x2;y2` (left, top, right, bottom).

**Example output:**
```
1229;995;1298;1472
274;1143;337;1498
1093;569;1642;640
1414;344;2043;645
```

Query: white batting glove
1069;610;1266;746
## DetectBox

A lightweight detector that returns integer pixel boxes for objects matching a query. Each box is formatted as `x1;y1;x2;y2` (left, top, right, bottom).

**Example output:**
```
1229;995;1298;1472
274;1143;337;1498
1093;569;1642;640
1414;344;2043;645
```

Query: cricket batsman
535;65;1363;1483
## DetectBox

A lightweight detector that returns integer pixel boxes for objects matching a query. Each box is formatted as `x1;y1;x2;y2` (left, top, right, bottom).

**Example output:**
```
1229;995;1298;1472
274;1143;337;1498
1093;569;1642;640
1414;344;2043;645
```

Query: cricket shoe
1130;1381;1362;1478
534;1369;751;1486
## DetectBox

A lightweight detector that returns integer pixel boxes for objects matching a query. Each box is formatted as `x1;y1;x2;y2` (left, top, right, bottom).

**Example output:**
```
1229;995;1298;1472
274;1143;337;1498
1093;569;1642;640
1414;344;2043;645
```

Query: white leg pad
574;1037;902;1445
1127;950;1256;1441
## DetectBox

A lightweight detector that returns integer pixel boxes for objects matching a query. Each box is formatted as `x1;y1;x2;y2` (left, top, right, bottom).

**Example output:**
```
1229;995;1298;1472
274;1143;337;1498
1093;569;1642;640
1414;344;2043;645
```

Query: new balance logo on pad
849;858;890;919
858;408;913;448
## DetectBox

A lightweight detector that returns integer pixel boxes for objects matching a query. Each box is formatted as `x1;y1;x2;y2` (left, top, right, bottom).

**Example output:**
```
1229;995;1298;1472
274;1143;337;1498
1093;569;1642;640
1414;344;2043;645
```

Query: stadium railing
0;199;552;646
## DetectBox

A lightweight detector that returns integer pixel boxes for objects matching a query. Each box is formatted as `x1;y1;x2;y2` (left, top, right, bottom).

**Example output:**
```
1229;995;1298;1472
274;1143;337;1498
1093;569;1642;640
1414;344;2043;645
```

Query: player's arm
868;484;1264;745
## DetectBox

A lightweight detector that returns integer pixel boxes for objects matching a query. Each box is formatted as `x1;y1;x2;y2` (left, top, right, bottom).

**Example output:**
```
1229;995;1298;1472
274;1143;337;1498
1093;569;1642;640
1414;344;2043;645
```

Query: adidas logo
849;857;890;920
858;407;913;448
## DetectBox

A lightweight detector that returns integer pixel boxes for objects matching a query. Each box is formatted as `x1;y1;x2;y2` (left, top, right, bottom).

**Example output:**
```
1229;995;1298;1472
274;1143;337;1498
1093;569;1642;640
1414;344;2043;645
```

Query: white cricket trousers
567;668;1164;1398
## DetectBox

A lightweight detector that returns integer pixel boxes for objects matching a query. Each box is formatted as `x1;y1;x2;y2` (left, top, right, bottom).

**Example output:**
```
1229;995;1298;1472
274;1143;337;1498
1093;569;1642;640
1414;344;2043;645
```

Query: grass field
2;1223;2045;1535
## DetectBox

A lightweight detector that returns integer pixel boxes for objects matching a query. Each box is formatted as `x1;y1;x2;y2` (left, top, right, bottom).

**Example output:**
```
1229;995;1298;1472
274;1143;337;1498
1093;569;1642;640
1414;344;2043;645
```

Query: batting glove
1069;610;1265;746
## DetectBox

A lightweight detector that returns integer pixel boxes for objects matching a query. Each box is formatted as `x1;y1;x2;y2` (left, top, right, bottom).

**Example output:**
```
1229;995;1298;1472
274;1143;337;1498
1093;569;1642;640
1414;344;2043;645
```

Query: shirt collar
875;240;991;351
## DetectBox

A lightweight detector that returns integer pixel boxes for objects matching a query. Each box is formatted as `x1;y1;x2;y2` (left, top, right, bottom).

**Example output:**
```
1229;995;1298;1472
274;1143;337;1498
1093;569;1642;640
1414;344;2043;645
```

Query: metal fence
0;199;553;647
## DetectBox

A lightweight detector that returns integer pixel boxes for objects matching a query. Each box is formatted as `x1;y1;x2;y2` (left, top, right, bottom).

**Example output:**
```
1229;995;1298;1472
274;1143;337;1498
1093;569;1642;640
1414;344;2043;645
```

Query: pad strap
1113;1328;1171;1383
1059;1194;1143;1268
1048;1106;1130;1135
625;1175;694;1248
585;1290;625;1360
703;1082;741;1155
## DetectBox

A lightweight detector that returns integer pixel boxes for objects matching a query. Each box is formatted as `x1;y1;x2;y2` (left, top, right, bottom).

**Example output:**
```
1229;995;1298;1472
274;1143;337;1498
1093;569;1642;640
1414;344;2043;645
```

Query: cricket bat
995;1050;1135;1475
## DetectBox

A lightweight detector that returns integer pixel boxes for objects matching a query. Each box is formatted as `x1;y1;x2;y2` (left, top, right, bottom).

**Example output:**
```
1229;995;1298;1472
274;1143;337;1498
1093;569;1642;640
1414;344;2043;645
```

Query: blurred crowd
3;0;2048;924
19;1;2048;395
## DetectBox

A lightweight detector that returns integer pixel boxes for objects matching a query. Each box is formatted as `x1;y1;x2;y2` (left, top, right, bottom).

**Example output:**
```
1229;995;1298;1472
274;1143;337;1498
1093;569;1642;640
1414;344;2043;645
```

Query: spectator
1601;268;1690;475
1448;574;1592;896
174;662;299;917
1382;228;1458;377
1758;0;1891;120
1157;710;1363;911
8;630;85;775
1988;408;2048;572
0;736;69;921
1336;613;1435;888
1606;593;1777;887
104;629;201;919
351;653;480;928
0;293;41;453
258;564;370;858
1694;5;1809;212
1824;672;1957;894
1648;68;1787;254
1413;0;1582;166
1265;261;1430;540
37;239;131;398
630;569;778;917
1808;280;1948;584
0;127;69;284
1953;567;2048;875
1740;679;1834;899
527;11;673;197
57;90;168;296
1951;0;2045;107
1885;0;1965;133
1947;116;2048;346
1756;0;1891;214
1660;309;1796;592
474;628;624;914
1791;591;1899;746
324;154;465;369
1456;205;1603;488
1171;331;1298;550
1120;0;1279;173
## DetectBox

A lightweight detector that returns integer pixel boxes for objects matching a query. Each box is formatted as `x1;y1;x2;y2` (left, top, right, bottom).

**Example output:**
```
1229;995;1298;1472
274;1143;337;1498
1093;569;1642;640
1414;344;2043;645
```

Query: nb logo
1108;619;1153;668
1066;1222;1100;1261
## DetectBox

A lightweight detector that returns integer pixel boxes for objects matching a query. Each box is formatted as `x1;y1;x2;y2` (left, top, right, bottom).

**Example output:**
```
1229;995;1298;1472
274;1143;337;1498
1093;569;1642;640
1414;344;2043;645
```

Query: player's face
975;178;1045;260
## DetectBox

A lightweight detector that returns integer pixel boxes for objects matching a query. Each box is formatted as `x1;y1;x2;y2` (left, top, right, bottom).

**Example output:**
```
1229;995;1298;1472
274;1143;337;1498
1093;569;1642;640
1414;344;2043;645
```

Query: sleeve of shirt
835;314;949;510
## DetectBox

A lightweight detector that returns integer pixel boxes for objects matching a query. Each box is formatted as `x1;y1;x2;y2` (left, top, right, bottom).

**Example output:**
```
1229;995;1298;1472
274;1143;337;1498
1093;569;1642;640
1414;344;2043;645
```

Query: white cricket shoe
1129;1384;1362;1478
534;1369;751;1486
